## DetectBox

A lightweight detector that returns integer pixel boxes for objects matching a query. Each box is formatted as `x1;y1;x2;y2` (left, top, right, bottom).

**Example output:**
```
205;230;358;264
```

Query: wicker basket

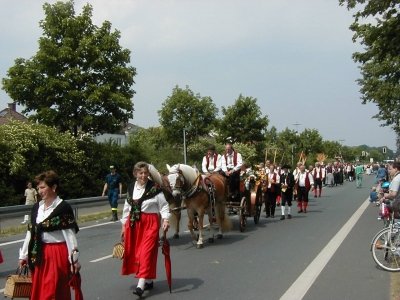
4;267;32;299
112;242;124;259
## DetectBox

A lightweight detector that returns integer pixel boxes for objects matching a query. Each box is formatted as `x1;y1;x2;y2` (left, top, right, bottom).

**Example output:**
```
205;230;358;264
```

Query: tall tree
218;95;269;144
298;129;324;158
158;85;218;144
339;0;400;137
2;1;136;136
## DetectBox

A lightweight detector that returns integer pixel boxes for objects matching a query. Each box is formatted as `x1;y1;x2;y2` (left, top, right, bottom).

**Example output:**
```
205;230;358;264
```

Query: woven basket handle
17;265;30;276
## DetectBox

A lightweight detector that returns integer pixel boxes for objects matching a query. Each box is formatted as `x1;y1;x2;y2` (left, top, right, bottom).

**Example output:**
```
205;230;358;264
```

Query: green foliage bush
0;121;145;206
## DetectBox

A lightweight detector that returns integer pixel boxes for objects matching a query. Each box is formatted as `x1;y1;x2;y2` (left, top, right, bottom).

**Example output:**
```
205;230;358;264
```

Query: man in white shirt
296;165;314;213
222;143;243;200
201;145;224;174
313;162;325;198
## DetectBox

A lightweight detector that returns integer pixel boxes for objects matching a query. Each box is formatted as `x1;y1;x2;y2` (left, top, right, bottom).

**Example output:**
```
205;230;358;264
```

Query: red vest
313;168;322;179
224;152;238;166
269;173;277;192
206;153;218;170
298;172;311;191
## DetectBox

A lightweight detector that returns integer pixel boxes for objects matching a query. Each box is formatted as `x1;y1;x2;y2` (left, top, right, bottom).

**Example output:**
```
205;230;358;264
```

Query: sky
0;0;397;151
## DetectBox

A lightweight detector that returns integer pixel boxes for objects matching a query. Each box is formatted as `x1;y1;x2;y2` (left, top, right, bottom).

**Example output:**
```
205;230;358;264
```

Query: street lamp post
292;122;301;165
183;128;187;164
291;144;295;166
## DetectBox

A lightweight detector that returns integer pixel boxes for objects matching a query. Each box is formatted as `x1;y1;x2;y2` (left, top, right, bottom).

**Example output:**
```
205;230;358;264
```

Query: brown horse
166;163;231;248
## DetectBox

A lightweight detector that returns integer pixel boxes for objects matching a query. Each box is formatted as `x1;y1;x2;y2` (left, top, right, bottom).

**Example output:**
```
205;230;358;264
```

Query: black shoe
144;282;154;290
280;215;285;220
266;214;270;218
288;214;292;219
133;287;144;297
271;215;275;218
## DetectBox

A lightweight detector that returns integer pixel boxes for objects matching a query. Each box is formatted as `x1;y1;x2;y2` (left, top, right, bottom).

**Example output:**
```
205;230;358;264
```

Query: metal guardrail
0;194;127;220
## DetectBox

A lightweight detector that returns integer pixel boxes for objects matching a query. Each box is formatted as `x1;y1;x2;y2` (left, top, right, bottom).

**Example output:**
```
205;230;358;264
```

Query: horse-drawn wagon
226;174;263;232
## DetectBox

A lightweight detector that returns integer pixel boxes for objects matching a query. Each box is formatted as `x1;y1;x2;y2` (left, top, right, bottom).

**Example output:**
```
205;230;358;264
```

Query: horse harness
180;173;217;210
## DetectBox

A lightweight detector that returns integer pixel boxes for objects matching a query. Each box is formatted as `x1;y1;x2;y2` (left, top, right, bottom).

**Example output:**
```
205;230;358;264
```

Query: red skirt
122;213;160;279
0;250;3;264
31;242;71;300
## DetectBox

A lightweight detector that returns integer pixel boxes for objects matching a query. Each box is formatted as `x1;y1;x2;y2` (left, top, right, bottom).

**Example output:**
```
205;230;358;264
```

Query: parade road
0;176;394;300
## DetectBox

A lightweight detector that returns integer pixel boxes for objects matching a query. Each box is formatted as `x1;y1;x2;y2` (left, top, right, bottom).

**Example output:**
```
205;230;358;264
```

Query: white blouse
19;197;79;262
121;181;170;225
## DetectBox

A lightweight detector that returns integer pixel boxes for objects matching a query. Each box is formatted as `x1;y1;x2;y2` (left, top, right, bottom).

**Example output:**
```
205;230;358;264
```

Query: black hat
282;164;291;169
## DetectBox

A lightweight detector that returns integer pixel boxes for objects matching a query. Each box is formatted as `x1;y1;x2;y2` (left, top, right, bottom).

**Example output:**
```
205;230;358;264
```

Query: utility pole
183;128;187;164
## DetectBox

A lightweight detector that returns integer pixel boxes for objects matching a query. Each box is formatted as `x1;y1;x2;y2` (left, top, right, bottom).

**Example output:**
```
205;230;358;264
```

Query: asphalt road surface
0;175;393;300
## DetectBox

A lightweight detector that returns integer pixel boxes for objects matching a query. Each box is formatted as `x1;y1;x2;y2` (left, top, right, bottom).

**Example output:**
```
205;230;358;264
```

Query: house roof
0;103;28;125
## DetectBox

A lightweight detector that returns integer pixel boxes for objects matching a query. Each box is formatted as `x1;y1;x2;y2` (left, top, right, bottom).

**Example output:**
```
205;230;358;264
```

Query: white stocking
137;278;145;289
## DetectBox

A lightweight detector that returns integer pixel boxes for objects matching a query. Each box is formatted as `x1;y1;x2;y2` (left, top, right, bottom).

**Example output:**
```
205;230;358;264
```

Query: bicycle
371;210;400;272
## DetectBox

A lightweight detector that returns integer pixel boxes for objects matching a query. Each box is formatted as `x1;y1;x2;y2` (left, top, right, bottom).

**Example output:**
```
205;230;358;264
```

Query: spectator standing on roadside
102;165;123;221
383;162;400;201
355;163;364;188
376;164;388;184
21;181;38;224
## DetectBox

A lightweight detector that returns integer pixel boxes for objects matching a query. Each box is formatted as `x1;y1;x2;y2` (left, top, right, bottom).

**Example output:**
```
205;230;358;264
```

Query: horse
160;173;183;239
145;164;182;239
166;163;231;248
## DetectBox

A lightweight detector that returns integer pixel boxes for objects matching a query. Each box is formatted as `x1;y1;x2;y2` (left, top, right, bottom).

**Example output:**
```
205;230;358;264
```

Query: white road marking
90;255;113;262
280;198;370;300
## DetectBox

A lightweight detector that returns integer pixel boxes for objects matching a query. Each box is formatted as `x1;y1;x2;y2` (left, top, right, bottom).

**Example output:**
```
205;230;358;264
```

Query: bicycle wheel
371;227;400;272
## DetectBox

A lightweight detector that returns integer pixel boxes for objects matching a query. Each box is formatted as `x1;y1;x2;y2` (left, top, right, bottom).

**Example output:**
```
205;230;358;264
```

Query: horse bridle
168;171;185;191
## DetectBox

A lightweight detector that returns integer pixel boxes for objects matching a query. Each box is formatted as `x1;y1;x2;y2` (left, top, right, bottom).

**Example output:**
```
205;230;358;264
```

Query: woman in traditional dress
18;170;80;300
121;161;170;297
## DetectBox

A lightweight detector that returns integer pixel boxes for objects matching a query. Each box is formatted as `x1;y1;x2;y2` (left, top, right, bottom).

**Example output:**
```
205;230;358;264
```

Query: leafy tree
233;143;258;167
275;128;299;166
218;95;269;144
128;127;180;172
339;0;400;138
0;120;86;205
2;1;135;136
298;129;324;157
158;85;218;144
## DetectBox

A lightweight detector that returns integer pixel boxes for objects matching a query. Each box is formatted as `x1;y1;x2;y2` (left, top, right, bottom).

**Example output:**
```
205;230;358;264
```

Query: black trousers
265;189;278;216
227;170;240;198
281;191;293;206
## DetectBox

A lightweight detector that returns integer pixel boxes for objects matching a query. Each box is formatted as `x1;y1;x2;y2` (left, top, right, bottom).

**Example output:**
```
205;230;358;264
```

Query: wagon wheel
239;197;247;232
254;192;262;224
